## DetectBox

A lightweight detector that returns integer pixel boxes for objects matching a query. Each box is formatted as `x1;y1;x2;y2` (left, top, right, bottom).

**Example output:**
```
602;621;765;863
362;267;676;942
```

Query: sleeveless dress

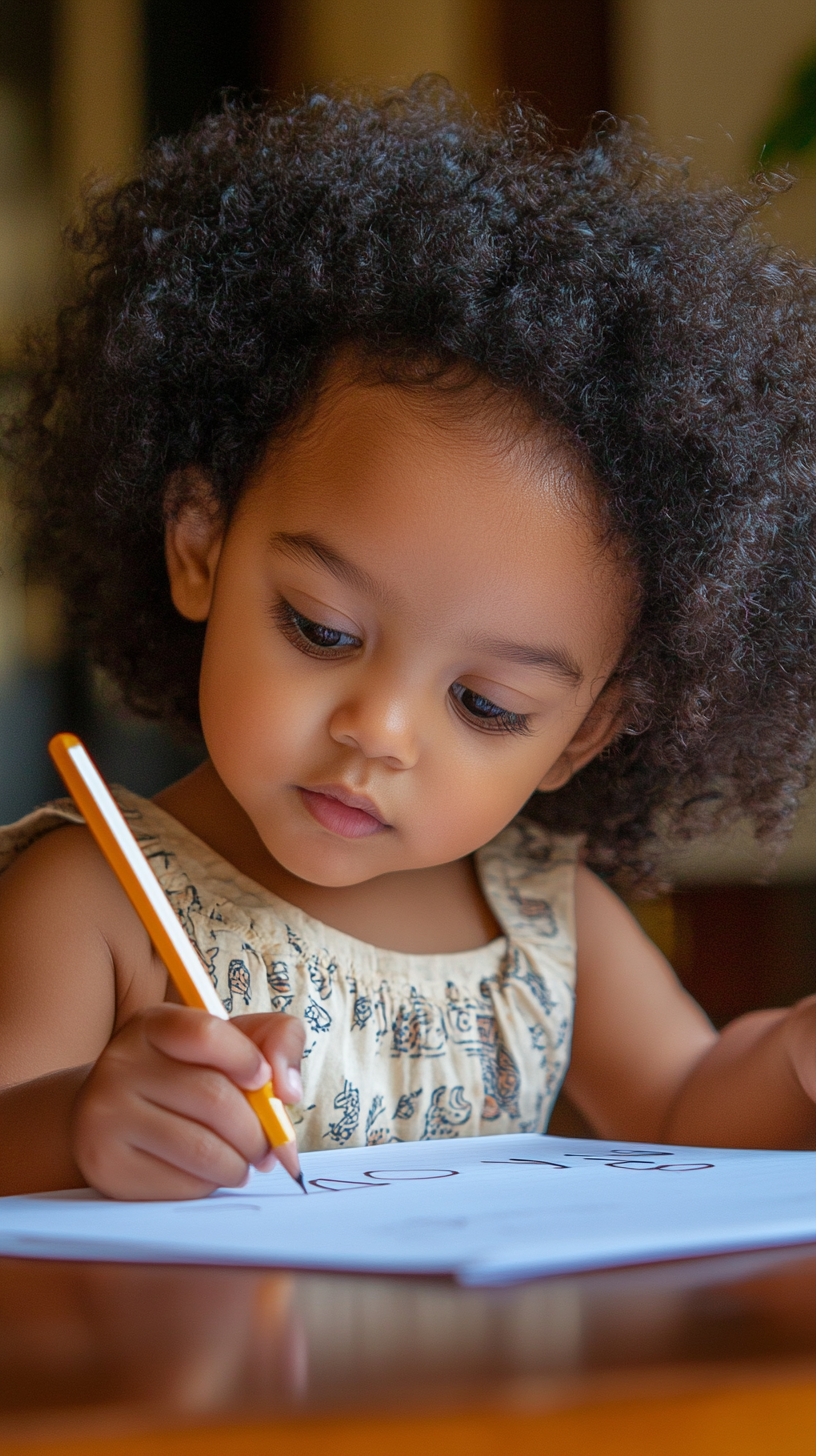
0;791;580;1151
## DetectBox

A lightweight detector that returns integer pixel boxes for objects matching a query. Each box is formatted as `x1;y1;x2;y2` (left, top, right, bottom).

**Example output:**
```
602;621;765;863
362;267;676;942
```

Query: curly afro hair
10;81;816;889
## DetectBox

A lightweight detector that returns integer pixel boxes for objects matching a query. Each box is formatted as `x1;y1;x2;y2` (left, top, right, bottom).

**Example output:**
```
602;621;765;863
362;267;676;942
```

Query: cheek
417;685;596;860
408;740;550;864
197;585;318;776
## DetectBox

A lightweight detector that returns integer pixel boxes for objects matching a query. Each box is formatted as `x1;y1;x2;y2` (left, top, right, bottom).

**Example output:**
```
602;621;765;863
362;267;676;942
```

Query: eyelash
272;598;362;656
273;598;532;736
449;683;531;737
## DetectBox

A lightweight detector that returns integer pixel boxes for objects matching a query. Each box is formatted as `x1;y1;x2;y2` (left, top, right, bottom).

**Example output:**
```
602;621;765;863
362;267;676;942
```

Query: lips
298;785;389;839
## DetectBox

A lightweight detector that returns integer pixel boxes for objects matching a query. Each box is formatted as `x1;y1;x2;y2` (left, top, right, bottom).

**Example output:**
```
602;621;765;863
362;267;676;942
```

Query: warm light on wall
284;0;500;107
612;0;816;256
54;0;144;209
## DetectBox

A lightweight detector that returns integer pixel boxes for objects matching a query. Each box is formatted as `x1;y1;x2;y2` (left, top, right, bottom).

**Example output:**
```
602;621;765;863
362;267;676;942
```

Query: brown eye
449;682;531;736
273;599;361;656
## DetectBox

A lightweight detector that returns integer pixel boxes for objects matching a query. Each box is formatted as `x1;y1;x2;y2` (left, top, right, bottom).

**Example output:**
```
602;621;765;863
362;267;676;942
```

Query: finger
87;1141;226;1202
127;1098;253;1190
255;1148;280;1173
234;1013;306;1105
136;1006;272;1090
788;998;816;1103
139;1057;270;1166
74;1090;252;1199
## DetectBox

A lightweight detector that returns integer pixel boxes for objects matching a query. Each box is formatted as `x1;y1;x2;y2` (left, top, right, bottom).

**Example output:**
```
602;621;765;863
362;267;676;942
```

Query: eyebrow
270;530;583;683
466;634;583;684
270;531;393;606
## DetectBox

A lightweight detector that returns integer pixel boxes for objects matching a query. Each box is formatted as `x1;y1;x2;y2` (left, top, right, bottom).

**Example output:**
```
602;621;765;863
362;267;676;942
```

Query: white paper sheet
1;1135;814;1286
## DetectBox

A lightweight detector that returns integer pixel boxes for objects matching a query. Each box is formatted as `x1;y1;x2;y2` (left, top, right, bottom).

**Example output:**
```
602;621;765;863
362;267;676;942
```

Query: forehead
260;359;595;528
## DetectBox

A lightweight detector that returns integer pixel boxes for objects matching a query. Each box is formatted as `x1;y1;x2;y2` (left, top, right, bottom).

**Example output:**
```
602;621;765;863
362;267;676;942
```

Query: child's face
167;365;636;887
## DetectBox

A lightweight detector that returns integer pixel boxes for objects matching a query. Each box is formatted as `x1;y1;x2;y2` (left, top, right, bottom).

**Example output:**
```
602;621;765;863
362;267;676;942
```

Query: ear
537;679;627;793
164;469;226;622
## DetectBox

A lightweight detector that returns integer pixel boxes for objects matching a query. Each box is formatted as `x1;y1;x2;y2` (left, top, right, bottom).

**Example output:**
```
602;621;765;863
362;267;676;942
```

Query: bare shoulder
574;860;622;919
0;825;165;1086
573;860;698;998
573;861;648;958
0;823;151;952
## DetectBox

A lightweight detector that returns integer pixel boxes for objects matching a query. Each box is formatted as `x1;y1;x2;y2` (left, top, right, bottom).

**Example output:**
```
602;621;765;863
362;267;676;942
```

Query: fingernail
288;1069;303;1102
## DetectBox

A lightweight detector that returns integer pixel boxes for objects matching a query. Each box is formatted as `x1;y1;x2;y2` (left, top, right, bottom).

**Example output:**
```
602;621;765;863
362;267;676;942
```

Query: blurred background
0;0;814;1039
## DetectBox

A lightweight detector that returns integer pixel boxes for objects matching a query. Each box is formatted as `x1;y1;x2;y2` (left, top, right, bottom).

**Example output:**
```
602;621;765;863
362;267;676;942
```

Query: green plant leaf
757;46;816;168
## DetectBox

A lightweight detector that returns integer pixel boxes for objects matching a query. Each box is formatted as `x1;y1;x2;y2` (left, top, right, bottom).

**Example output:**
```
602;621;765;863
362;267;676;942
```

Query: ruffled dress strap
0;796;86;873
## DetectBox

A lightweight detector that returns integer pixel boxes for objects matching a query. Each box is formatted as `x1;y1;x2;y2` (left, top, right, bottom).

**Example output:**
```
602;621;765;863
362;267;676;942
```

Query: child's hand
71;1007;305;1200
786;995;816;1110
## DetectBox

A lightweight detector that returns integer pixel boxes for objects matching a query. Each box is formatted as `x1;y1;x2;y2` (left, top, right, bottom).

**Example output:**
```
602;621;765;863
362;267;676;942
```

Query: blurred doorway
143;1;612;142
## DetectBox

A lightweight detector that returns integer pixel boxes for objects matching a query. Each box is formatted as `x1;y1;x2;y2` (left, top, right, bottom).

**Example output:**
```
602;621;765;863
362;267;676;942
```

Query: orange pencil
49;732;305;1192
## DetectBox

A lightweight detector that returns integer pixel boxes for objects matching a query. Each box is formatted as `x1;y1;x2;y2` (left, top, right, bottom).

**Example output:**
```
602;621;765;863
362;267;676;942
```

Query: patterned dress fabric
0;791;580;1150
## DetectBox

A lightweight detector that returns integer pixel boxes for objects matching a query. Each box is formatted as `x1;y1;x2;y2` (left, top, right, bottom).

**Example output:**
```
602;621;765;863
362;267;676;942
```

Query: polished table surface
1;1241;815;1455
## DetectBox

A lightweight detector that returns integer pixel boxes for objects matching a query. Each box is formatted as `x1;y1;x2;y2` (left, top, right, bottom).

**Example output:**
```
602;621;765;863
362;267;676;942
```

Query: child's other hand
786;994;816;1110
71;1007;305;1200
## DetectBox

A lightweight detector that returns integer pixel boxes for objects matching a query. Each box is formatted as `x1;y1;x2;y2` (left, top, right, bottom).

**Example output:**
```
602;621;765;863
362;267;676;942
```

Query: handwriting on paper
484;1151;715;1172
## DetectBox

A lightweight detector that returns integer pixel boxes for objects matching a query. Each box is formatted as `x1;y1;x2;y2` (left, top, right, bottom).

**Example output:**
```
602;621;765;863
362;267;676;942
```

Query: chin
268;838;389;889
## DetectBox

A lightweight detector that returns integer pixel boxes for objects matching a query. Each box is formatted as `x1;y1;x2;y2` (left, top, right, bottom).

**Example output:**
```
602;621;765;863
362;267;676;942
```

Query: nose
328;672;421;770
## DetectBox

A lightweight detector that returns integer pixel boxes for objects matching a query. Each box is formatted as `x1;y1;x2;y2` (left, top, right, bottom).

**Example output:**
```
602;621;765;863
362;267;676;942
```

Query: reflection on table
1;1244;814;1444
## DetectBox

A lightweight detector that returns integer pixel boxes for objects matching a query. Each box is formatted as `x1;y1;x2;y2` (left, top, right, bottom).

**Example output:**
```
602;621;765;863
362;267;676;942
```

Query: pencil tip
297;1173;307;1195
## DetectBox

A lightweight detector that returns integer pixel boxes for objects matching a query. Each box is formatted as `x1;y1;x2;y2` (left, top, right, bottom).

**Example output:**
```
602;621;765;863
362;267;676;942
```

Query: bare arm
564;866;816;1149
662;1001;816;1148
0;825;164;1193
0;827;304;1197
0;1066;93;1193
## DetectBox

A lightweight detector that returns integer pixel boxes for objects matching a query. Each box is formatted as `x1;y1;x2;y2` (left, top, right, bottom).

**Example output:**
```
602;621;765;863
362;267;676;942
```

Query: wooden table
1;1244;814;1455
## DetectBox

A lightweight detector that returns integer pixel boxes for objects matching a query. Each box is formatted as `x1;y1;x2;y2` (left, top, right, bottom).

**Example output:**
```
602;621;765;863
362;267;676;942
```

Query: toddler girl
1;86;815;1199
